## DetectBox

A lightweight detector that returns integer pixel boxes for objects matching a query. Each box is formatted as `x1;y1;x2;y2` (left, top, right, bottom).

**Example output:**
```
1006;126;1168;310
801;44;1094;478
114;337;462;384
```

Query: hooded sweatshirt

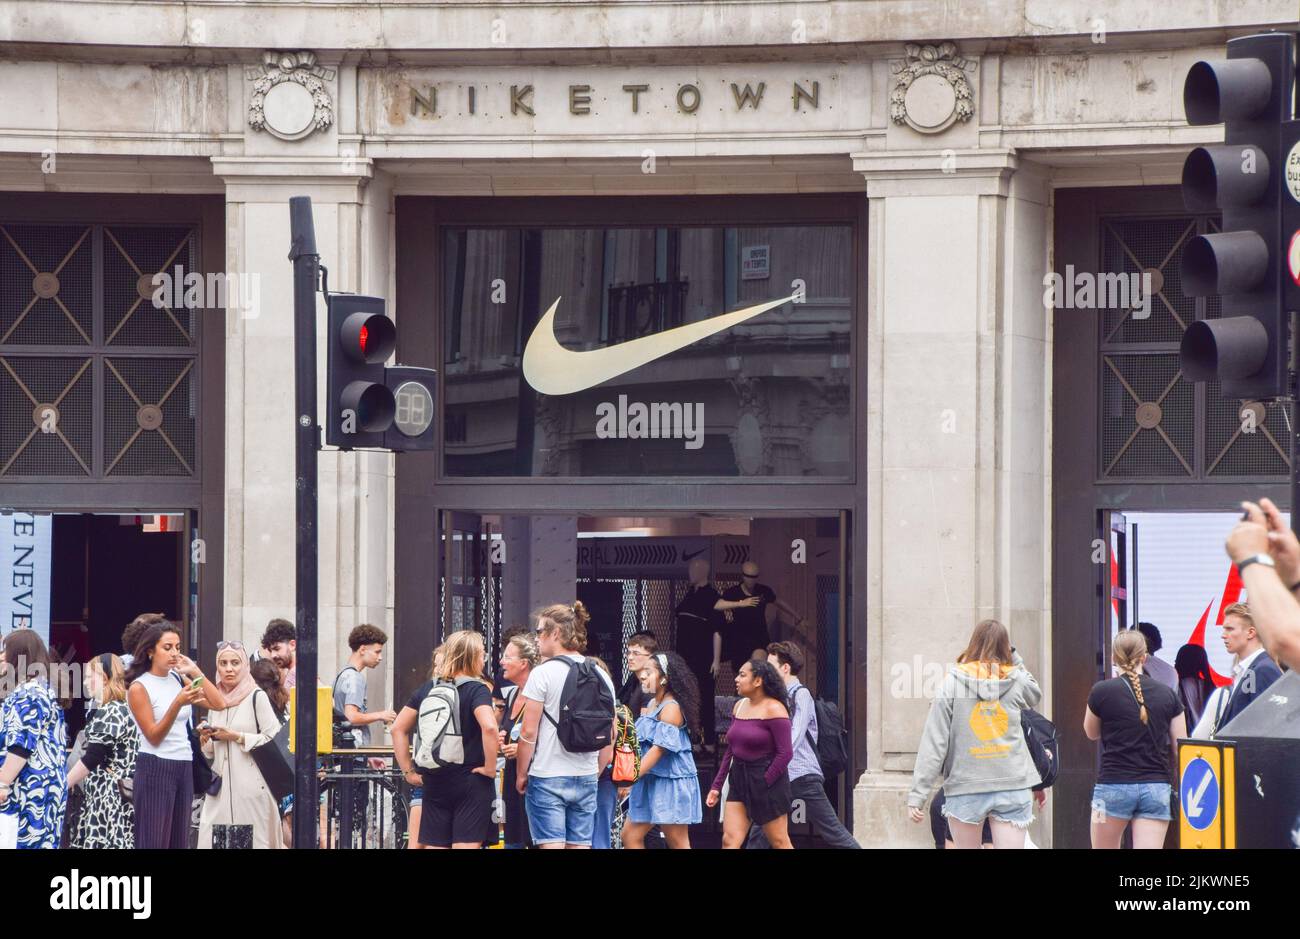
907;651;1042;808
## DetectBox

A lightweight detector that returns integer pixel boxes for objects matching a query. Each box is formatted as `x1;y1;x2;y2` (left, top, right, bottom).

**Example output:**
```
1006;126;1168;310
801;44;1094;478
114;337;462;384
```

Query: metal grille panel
1100;354;1193;477
1100;218;1195;345
1205;388;1290;477
0;221;201;480
104;226;197;348
104;357;196;476
0;356;92;476
0;225;93;346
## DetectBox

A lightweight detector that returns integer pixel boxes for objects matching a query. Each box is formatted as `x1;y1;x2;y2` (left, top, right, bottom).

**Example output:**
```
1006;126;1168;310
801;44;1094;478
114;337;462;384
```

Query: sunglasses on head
217;640;246;651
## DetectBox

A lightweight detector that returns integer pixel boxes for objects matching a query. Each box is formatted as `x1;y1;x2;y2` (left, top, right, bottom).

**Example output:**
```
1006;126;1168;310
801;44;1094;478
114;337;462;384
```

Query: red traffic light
340;310;395;365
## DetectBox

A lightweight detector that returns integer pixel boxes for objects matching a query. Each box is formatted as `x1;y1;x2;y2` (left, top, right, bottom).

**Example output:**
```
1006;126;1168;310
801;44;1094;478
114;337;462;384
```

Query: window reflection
442;225;853;477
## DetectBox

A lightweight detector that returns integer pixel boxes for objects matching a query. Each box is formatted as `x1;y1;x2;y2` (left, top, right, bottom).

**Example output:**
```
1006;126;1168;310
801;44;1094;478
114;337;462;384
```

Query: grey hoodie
907;651;1042;807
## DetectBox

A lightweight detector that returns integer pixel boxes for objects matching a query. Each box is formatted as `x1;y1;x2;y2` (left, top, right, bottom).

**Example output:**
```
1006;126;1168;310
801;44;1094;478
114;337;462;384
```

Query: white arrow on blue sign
1180;756;1220;831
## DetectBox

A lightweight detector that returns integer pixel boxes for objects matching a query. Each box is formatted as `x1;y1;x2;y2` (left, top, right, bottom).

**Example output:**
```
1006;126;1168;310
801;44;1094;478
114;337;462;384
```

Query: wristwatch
1235;553;1275;575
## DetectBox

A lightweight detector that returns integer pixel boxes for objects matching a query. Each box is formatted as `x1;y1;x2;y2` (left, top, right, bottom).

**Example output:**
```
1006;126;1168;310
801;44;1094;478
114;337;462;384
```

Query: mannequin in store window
673;556;757;753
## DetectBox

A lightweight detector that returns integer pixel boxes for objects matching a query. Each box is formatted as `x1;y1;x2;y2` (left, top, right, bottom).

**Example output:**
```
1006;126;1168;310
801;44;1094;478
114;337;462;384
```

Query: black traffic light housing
325;293;437;451
326;294;395;448
1179;32;1297;401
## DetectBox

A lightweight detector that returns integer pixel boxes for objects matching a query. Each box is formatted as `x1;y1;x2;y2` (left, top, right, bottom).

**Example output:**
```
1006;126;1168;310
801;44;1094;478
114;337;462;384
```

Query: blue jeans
1092;782;1172;821
942;788;1034;828
592;774;617;849
525;774;598;846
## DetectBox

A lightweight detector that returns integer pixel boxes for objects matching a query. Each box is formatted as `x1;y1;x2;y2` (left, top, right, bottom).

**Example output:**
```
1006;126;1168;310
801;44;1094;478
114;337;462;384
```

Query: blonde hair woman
499;630;539;848
1084;629;1187;849
67;654;139;848
391;632;498;849
906;619;1043;848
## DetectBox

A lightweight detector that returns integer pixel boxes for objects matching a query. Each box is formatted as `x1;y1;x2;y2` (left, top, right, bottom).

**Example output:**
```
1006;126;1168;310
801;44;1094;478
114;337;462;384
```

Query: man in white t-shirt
514;603;616;849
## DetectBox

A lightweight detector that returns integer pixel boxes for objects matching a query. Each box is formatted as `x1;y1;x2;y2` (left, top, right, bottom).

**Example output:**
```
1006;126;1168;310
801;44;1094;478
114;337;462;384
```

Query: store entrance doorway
436;511;850;848
47;512;187;739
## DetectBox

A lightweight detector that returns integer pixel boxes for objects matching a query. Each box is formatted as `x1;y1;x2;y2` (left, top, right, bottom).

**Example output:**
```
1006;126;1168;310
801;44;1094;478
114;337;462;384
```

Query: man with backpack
333;624;398;749
513;602;617;849
331;624;398;846
747;642;859;848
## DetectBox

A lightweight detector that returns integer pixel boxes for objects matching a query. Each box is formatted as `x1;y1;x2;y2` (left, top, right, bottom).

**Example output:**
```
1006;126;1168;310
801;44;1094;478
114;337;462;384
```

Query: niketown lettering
522;295;794;395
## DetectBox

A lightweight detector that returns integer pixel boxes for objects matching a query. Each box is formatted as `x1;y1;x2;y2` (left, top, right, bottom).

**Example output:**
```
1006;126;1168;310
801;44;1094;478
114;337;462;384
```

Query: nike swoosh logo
522;294;794;395
682;547;708;561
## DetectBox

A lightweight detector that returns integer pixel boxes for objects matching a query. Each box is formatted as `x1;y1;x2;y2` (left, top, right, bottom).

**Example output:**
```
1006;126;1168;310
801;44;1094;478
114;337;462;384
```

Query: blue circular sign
1180;757;1220;831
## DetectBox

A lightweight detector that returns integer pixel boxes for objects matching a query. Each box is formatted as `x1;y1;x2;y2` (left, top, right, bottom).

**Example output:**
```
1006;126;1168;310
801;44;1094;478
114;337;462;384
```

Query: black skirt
725;756;792;826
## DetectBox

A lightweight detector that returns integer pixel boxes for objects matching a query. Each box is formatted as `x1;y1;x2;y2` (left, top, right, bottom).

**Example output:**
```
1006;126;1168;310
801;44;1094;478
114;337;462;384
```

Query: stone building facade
3;1;1294;847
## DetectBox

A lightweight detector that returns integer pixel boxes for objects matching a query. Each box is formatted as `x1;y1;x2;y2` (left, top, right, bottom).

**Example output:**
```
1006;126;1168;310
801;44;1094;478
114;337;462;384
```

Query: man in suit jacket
1213;601;1283;733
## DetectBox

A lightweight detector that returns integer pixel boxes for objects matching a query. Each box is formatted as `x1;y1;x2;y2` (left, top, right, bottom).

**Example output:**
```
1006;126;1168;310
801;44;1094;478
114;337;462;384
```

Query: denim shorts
1092;782;1172;821
525;774;598;846
409;785;423;808
942;788;1034;828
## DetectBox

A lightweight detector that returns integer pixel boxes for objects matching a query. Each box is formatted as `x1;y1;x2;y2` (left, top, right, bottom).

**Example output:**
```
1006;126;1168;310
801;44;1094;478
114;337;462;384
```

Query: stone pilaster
214;155;397;735
851;148;1053;846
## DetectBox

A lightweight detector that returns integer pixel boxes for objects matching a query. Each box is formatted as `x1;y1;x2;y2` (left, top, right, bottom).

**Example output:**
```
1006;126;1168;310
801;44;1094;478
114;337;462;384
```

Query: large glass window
441;224;853;477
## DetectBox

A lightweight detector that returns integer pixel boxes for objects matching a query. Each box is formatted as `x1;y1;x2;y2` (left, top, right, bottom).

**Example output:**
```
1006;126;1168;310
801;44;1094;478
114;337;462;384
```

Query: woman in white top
197;641;284;849
125;621;226;849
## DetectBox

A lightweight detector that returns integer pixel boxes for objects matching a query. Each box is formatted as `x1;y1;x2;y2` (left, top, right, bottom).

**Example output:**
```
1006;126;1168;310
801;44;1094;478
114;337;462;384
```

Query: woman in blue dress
620;651;703;849
0;629;68;849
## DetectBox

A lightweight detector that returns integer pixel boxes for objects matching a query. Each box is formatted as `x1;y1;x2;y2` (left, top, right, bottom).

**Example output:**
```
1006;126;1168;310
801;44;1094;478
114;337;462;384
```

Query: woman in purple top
706;658;794;849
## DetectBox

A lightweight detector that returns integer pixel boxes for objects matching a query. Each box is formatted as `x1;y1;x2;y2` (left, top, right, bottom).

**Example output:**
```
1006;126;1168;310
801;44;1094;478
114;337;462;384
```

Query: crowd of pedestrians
17;500;1294;853
902;498;1296;850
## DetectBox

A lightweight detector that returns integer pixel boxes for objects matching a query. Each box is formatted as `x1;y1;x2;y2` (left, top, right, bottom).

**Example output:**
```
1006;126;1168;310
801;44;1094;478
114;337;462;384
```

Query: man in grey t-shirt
333;624;397;748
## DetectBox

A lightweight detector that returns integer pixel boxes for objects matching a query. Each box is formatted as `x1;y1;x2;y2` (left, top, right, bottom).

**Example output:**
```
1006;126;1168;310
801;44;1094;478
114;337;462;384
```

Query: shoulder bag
248;690;295;803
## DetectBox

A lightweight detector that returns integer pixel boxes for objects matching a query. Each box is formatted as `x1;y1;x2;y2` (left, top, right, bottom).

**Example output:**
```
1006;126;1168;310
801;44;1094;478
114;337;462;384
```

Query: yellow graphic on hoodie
968;701;1013;758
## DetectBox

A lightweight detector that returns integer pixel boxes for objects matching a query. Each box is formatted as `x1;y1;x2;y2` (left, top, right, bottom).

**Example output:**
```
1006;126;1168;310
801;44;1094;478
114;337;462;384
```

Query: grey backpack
412;677;476;771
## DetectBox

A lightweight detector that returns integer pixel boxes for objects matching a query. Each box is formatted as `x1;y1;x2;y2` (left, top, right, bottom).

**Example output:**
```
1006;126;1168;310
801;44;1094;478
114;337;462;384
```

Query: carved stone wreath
890;42;975;134
247;51;335;141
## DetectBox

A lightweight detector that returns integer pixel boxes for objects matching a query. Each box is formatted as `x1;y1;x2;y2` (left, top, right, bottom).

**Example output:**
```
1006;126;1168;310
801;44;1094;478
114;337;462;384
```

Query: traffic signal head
326;294;396;448
1179;32;1296;401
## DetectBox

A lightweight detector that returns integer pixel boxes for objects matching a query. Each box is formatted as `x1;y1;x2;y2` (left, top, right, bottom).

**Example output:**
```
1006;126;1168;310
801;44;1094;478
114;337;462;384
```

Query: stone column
500;516;580;629
215;155;397;736
850;148;1053;847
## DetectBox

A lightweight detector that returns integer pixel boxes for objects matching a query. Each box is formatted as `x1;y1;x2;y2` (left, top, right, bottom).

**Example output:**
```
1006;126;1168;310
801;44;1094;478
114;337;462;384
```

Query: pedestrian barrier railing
319;748;411;850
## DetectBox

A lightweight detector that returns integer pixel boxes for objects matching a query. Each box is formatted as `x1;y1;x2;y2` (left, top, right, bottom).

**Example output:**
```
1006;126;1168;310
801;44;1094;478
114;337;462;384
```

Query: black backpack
798;687;850;779
542;656;616;753
1020;707;1059;790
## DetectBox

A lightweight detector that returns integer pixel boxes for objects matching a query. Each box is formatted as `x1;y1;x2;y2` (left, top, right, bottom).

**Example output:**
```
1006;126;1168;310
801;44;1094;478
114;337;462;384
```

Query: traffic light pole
288;196;320;849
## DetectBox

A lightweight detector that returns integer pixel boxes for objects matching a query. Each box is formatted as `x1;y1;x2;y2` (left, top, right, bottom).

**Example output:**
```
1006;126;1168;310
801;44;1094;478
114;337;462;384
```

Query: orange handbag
610;704;641;783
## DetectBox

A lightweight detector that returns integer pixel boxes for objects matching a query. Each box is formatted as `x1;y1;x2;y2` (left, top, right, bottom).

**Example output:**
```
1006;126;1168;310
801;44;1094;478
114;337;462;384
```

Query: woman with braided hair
1084;629;1187;849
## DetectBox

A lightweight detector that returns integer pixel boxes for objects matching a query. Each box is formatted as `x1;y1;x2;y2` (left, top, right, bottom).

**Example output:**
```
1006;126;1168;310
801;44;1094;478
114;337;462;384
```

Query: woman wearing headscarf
197;640;285;849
